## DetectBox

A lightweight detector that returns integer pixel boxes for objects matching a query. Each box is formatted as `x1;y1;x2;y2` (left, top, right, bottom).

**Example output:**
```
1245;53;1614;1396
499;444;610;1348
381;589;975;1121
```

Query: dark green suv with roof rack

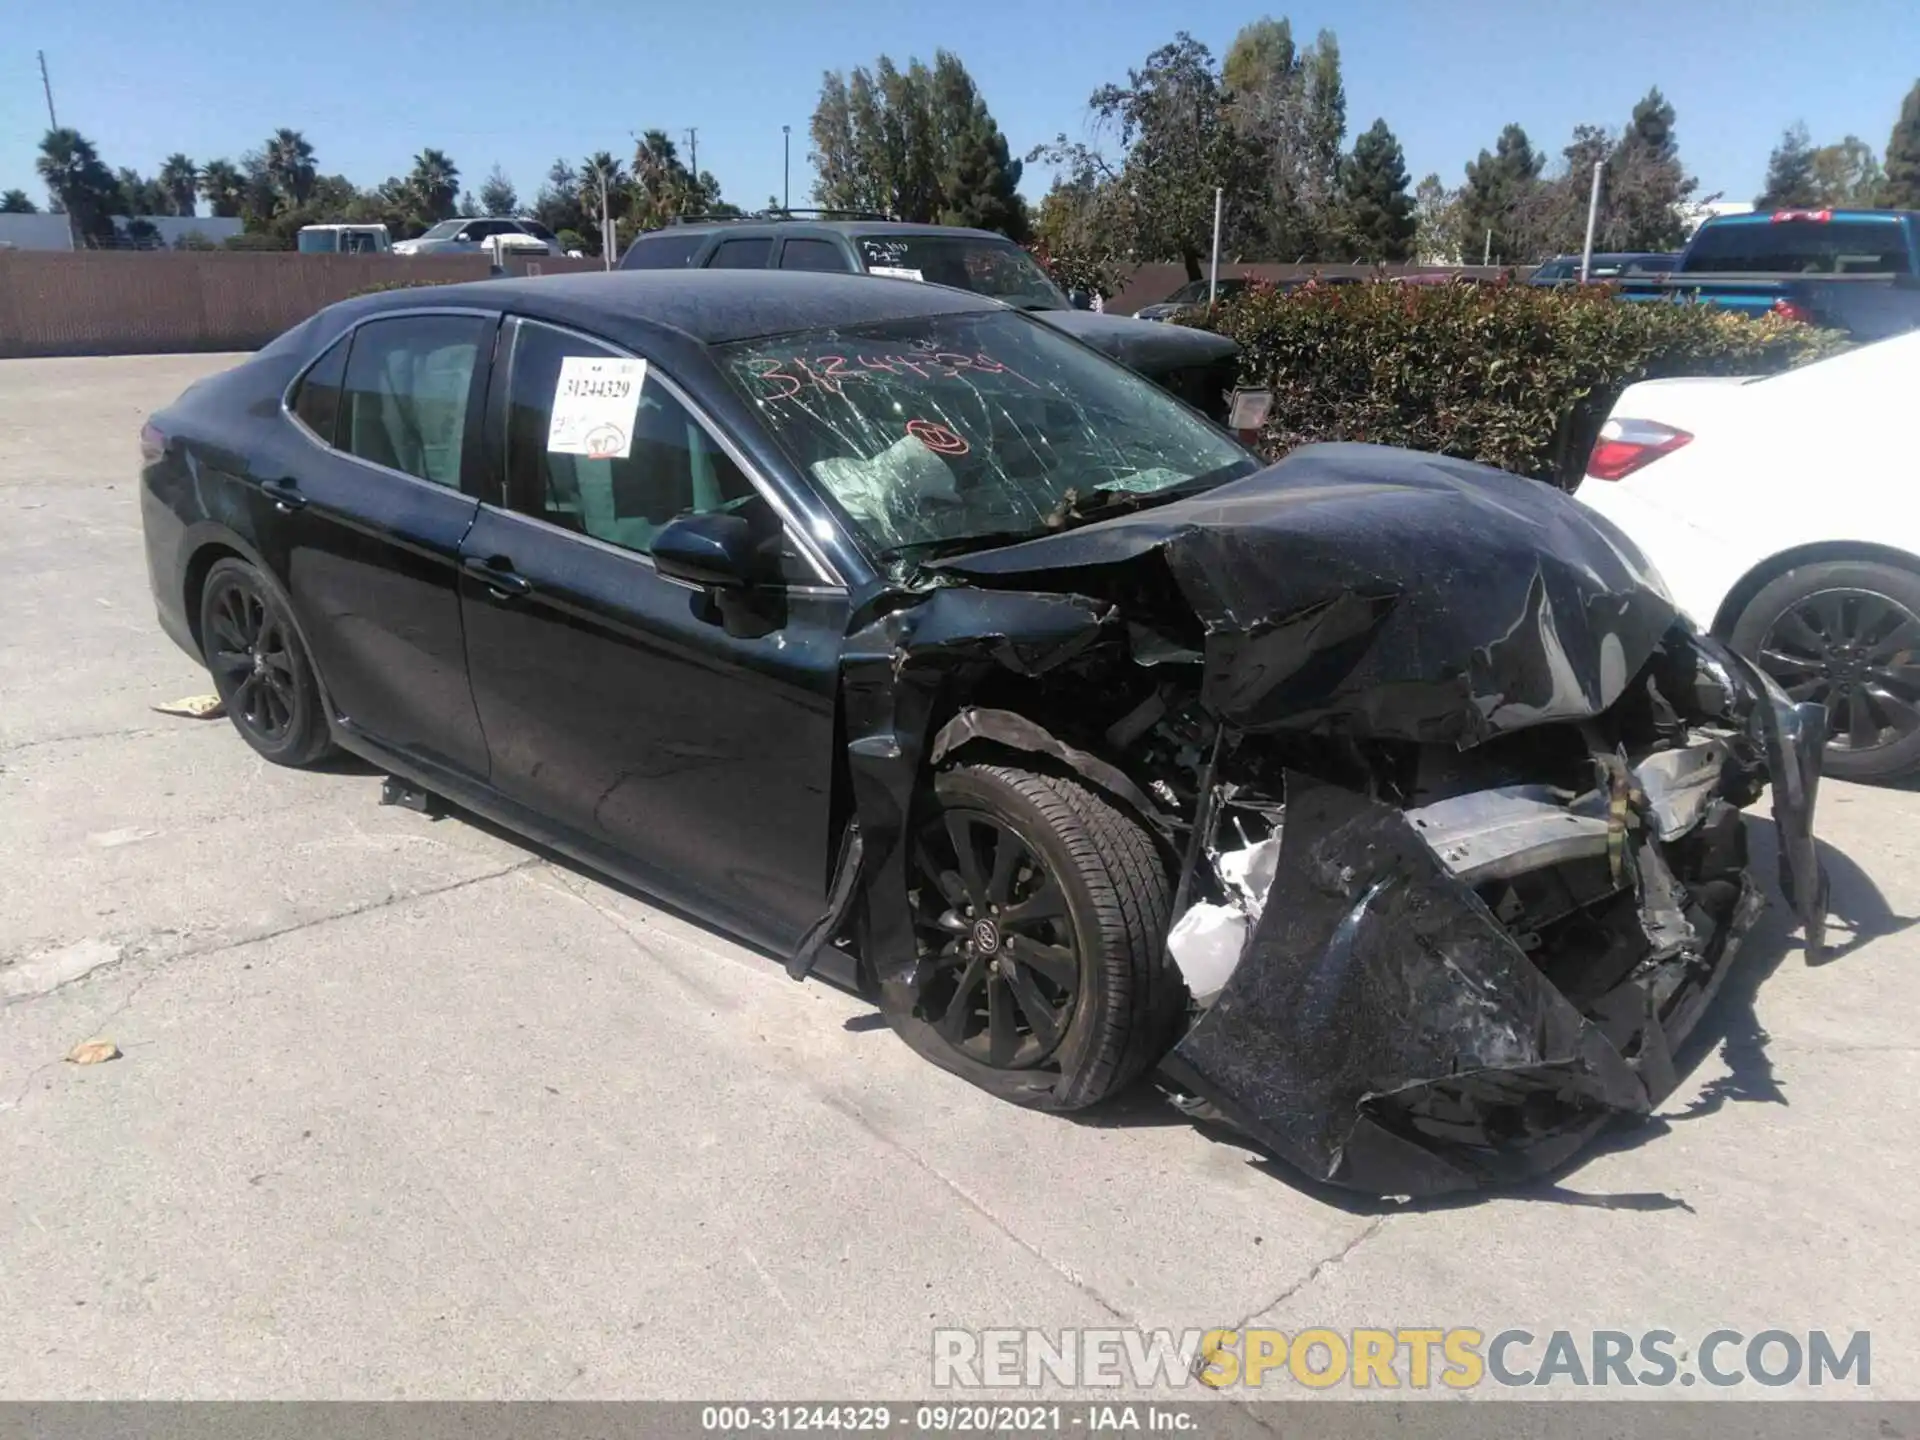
618;213;1240;422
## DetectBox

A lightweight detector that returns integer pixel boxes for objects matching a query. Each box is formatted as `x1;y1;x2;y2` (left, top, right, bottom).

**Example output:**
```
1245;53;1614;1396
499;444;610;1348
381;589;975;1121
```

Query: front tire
880;762;1185;1111
1730;558;1920;783
199;558;335;768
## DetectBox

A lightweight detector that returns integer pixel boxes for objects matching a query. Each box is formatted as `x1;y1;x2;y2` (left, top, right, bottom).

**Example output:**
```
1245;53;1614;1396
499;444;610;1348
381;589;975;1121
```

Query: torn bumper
1161;651;1827;1197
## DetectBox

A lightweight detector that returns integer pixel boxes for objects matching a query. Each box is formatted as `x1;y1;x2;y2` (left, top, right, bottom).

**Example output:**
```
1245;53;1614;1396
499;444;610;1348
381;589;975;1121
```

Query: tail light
1770;209;1832;223
1585;418;1692;481
139;420;166;464
1772;297;1813;324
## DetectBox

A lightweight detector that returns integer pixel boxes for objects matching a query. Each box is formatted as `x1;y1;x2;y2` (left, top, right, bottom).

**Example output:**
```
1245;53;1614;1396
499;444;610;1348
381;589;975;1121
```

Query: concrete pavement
3;354;1917;1400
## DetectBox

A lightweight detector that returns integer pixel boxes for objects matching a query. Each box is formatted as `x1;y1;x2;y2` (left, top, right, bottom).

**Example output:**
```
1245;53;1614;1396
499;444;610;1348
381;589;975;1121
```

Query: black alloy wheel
1758;588;1920;755
198;558;335;767
1732;559;1920;784
909;806;1081;1070
878;763;1185;1112
207;578;298;743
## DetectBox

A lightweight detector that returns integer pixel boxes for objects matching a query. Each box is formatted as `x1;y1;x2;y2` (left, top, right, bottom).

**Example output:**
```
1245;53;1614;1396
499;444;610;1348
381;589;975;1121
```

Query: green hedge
1188;282;1847;485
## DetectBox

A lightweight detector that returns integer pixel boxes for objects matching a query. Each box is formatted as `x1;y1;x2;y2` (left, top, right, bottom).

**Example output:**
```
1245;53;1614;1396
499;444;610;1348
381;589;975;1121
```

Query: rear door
455;316;848;946
268;309;497;777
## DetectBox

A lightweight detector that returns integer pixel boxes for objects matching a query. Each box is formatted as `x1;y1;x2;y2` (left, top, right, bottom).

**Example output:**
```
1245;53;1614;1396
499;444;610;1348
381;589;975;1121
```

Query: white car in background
1575;330;1920;782
391;217;561;256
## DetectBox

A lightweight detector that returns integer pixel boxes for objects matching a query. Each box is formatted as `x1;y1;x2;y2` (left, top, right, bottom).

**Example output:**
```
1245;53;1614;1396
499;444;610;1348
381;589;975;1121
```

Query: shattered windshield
854;235;1069;310
720;311;1256;560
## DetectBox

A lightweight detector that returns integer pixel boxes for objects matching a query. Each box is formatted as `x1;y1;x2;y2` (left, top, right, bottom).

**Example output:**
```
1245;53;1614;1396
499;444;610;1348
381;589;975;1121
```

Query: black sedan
139;271;1826;1196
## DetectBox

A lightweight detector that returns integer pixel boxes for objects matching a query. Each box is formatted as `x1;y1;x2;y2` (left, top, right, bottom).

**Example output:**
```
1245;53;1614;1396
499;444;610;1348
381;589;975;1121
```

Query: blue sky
7;0;1917;213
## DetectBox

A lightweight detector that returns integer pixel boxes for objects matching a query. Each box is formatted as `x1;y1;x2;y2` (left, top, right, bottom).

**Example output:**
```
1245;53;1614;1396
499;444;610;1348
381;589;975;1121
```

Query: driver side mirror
652;511;758;591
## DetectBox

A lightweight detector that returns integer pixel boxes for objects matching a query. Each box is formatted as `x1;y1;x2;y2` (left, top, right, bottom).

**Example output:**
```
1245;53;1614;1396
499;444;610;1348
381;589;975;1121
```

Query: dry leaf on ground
151;694;226;719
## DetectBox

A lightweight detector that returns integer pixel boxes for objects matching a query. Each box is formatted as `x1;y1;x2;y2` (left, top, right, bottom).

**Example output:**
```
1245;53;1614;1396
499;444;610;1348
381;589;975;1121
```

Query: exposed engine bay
789;442;1827;1197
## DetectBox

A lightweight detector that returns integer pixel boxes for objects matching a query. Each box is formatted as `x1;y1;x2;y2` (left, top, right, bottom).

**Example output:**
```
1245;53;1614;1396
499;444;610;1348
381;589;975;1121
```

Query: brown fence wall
0;252;1519;360
0;252;493;358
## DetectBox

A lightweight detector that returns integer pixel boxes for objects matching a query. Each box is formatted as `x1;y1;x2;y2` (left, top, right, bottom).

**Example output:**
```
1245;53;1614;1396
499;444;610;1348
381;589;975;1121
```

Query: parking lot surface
4;354;1919;1400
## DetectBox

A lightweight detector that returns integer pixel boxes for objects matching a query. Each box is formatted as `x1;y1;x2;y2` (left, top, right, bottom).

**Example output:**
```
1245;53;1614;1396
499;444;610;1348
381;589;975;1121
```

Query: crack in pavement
1229;1214;1390;1333
0;725;173;760
807;1085;1139;1326
1;857;547;1117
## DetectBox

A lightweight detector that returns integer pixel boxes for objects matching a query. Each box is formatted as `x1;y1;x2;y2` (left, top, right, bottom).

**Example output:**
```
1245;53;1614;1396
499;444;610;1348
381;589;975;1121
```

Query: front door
260;310;496;777
456;317;847;949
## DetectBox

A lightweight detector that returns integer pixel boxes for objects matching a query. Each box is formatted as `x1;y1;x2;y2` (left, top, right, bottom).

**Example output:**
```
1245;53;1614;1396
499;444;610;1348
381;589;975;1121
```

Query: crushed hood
1029;309;1239;376
936;442;1679;748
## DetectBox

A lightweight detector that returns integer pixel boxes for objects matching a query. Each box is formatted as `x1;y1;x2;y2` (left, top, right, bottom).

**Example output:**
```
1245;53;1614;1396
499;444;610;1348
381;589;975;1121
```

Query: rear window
621;231;705;269
710;237;774;269
1682;218;1914;275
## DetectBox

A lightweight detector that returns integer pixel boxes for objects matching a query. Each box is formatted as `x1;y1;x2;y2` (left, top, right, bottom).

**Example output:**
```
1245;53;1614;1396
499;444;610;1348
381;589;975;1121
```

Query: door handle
259;477;307;513
463;554;533;599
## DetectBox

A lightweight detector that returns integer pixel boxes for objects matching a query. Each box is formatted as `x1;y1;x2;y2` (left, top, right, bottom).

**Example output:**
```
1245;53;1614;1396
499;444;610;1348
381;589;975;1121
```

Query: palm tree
35;127;118;246
630;132;699;228
198;158;247;218
406;148;461;224
264;128;316;208
158;154;199;217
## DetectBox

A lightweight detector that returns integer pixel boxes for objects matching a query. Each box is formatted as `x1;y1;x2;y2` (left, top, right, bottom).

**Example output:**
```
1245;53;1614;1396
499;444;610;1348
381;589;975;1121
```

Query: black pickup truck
1616;208;1920;341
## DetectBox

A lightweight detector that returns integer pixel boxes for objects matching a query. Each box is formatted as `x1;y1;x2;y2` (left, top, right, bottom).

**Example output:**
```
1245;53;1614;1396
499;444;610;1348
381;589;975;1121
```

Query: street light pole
782;125;791;212
1578;159;1604;285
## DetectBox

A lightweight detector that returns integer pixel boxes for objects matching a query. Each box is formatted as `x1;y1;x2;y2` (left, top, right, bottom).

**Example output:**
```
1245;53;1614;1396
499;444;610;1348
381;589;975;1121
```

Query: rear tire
198;558;336;768
880;762;1186;1112
1729;558;1920;784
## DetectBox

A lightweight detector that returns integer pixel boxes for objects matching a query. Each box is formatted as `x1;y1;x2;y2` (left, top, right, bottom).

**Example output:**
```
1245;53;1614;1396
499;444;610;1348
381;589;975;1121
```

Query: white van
296;224;392;255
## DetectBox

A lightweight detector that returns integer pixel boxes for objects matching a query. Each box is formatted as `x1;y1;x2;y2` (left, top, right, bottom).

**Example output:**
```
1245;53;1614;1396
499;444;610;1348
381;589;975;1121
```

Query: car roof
351;268;1005;346
630;218;1014;243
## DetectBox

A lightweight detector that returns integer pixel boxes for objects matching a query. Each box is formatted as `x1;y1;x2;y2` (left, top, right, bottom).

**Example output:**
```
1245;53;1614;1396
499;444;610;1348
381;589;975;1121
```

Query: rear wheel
1730;559;1920;783
880;763;1185;1111
199;558;335;768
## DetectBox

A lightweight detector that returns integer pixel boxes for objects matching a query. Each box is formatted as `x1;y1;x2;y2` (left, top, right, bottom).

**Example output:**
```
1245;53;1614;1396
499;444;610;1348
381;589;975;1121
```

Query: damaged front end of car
791;442;1828;1197
1153;631;1825;1195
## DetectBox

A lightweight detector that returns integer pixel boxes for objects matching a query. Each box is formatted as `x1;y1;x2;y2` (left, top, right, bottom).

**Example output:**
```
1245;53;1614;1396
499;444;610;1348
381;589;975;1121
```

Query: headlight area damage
789;443;1829;1196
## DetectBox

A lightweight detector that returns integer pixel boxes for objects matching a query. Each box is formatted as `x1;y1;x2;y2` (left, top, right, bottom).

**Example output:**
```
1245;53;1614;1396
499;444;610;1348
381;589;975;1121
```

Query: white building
1676;200;1755;238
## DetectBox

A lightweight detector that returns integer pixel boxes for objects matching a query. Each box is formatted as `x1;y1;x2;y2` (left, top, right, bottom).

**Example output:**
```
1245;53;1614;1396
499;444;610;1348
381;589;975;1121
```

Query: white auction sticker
869;265;924;282
547;355;647;460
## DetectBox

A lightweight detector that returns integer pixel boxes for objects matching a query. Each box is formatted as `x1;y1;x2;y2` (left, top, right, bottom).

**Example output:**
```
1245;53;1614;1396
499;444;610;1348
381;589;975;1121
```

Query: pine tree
1884;80;1920;210
478;165;518;216
1756;124;1820;208
1336;119;1415;260
931;51;1027;240
1459;123;1545;263
1606;88;1695;250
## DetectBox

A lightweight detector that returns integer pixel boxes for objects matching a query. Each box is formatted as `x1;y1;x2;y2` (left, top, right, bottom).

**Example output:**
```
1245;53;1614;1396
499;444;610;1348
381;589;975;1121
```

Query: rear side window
779;238;851;272
517;220;557;242
621;231;705;269
290;334;349;444
709;237;773;269
339;314;491;487
1683;219;1915;275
